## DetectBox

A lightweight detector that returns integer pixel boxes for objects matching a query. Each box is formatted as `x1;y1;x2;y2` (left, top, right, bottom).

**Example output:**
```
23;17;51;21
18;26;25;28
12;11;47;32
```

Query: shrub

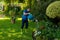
46;1;60;18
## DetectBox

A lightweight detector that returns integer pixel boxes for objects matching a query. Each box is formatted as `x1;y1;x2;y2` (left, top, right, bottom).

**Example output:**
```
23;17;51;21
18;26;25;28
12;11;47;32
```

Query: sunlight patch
17;18;22;20
8;33;12;37
0;18;10;20
0;32;3;34
10;29;16;33
17;35;21;38
0;18;22;20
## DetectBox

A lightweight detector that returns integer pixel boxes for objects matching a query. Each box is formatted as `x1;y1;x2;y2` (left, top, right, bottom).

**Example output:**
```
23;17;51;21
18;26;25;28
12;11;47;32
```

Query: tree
9;4;21;24
30;0;55;20
4;0;21;24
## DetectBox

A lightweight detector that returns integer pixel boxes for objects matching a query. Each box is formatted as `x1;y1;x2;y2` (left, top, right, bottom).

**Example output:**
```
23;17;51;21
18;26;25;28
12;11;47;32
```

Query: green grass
0;19;60;40
0;20;36;40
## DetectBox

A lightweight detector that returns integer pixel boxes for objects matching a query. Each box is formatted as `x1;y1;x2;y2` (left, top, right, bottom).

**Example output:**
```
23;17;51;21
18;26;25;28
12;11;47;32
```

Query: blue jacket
22;15;28;20
22;9;28;20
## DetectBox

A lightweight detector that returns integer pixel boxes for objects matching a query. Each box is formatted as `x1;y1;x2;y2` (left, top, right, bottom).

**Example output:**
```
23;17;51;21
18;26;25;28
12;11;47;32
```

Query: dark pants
21;19;28;29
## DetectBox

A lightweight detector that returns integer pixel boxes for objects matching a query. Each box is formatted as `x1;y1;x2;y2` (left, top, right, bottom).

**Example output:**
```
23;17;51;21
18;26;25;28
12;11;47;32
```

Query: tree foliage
31;0;55;20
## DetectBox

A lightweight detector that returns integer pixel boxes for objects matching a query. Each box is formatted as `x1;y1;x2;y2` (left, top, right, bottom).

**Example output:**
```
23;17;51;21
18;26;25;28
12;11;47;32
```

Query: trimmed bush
46;1;60;18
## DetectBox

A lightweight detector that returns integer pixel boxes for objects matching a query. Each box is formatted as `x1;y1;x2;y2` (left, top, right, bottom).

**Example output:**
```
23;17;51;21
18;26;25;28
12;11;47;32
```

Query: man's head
27;8;30;12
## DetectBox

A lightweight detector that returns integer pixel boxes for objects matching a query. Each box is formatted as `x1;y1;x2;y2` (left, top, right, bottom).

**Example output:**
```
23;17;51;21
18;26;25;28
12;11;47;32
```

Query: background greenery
0;0;60;40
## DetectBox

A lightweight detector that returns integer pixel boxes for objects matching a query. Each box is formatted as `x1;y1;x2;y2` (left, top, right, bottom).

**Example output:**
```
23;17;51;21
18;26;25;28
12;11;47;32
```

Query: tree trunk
11;16;16;24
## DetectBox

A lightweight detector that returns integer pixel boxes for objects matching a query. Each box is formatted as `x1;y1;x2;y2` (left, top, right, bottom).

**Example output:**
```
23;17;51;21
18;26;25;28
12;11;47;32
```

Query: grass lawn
0;18;60;40
0;19;36;40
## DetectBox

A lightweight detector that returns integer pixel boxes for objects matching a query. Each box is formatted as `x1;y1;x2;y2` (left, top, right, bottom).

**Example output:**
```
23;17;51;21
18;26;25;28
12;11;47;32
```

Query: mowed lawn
0;19;36;40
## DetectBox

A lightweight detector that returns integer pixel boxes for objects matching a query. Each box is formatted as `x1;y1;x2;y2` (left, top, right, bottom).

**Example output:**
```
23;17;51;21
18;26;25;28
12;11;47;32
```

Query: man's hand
24;13;29;15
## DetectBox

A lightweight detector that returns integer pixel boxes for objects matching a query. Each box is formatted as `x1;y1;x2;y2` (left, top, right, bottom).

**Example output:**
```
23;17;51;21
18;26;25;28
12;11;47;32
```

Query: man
21;9;29;29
